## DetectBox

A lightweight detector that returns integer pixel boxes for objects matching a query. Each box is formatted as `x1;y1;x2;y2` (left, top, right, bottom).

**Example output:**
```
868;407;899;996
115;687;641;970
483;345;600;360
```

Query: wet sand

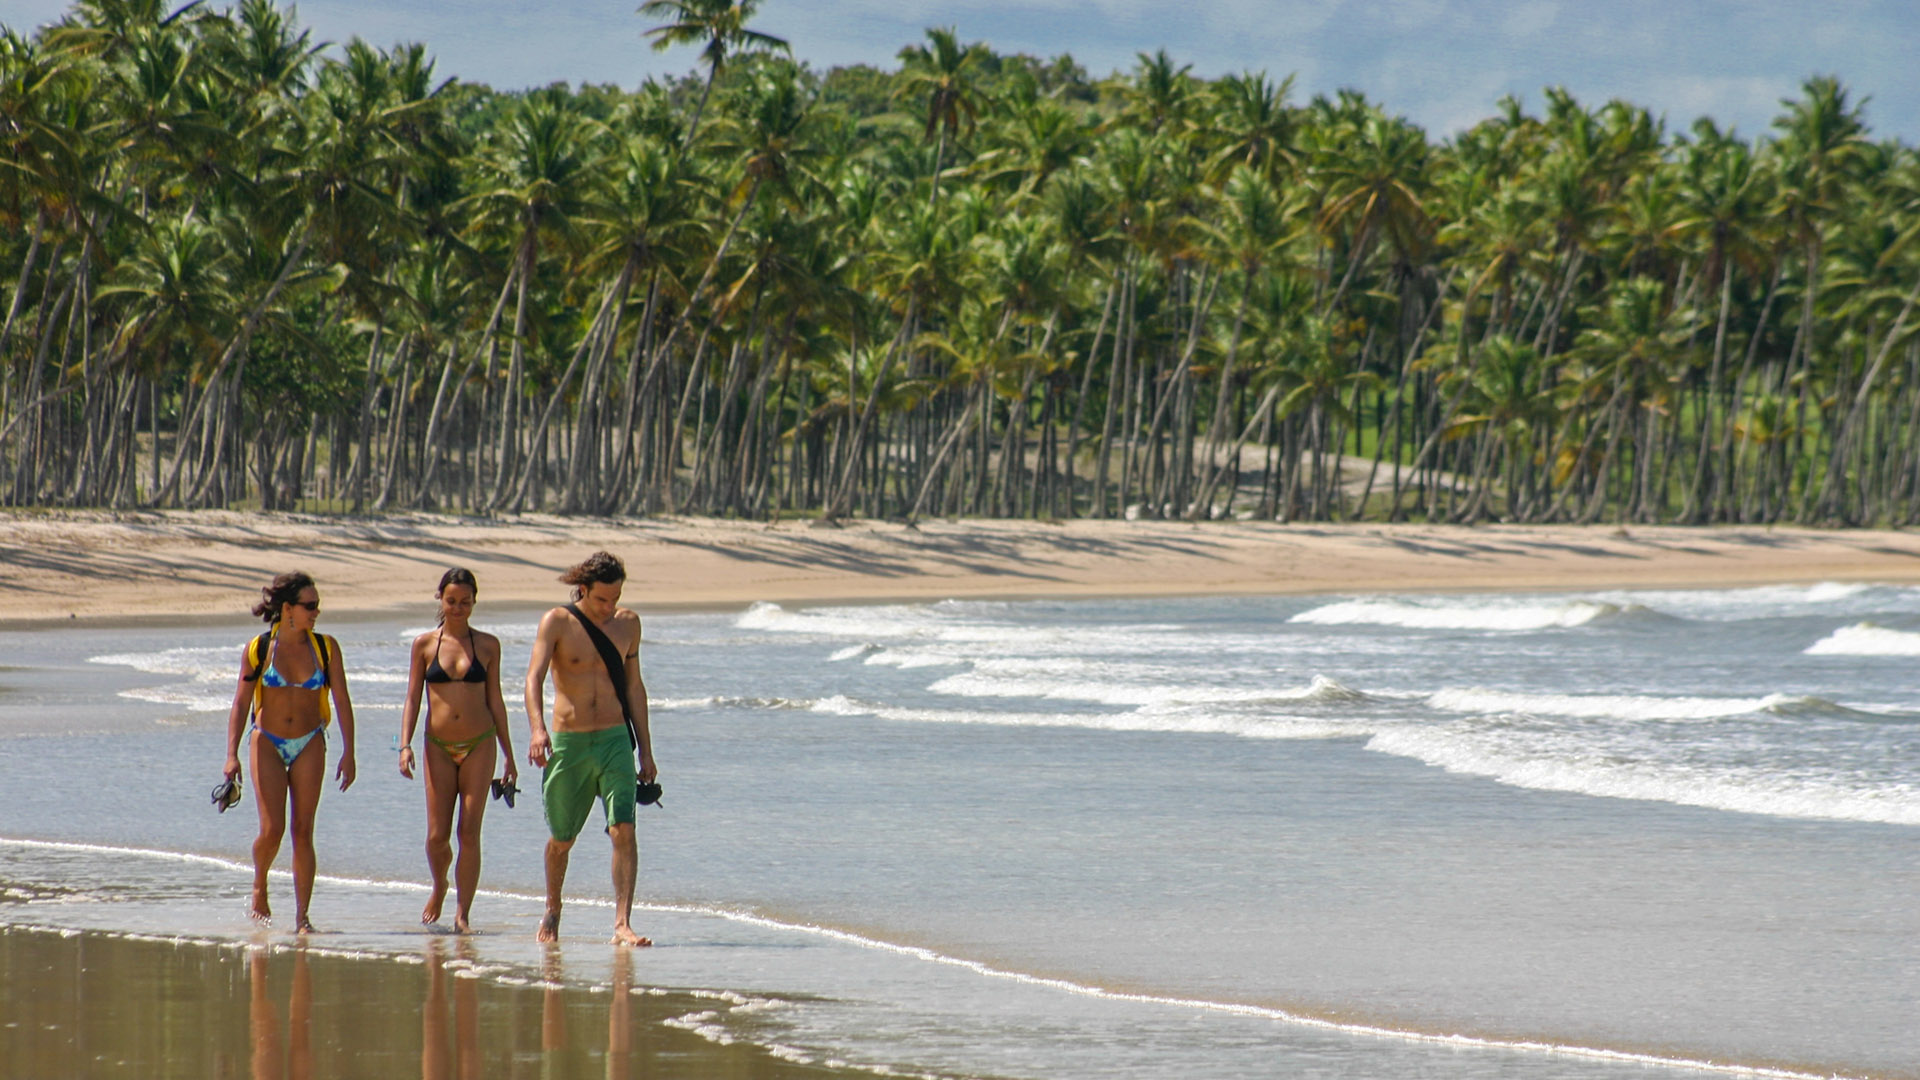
6;511;1920;624
0;924;844;1080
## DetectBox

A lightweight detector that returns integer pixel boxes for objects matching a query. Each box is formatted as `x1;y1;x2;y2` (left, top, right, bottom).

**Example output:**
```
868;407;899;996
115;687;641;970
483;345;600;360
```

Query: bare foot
295;915;317;935
453;912;472;934
422;882;447;925
536;910;561;943
249;886;271;925
611;925;652;947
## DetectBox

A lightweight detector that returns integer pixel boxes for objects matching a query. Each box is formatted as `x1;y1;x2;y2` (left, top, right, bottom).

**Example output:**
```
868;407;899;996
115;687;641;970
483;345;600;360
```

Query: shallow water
2;585;1917;1079
0;924;824;1080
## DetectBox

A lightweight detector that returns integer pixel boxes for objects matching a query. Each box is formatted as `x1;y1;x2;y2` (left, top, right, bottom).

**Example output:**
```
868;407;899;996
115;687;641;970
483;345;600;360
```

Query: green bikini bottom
426;726;494;766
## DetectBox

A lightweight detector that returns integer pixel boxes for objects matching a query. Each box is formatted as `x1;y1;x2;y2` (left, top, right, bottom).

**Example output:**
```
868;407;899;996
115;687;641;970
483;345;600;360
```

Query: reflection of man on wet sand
524;551;656;946
538;946;634;1068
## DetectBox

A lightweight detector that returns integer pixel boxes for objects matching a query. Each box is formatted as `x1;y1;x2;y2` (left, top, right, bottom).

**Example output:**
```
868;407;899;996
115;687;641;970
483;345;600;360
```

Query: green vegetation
4;0;1919;523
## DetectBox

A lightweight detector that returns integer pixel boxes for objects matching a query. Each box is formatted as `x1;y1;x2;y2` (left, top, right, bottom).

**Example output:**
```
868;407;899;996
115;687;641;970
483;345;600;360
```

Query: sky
3;0;1914;143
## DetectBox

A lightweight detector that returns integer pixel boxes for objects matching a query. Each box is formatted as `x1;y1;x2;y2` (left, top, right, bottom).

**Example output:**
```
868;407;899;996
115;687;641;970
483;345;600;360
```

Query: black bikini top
424;627;488;684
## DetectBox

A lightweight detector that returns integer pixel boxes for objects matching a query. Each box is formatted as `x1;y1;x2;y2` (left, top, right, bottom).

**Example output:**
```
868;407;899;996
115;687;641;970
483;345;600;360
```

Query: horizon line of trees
5;0;1920;526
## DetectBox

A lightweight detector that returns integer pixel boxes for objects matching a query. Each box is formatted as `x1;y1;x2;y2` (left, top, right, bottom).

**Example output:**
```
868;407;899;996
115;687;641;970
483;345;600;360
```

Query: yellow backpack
244;627;334;726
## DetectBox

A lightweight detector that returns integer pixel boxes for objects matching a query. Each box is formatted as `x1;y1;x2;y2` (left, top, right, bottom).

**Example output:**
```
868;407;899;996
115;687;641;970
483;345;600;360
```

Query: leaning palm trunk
0;208;48;373
1091;264;1136;517
411;267;519;507
1578;383;1634;524
154;226;313;507
1192;376;1291;516
825;298;918;521
664;322;722;512
1186;276;1254;520
406;339;466;507
649;176;764;379
341;325;394;512
1813;271;1920;521
1062;279;1118;516
374;339;418;511
603;273;663;511
1140;270;1217;515
1359;270;1451;519
1681;268;1735;522
507;262;635;510
486;240;536;510
907;378;986;523
1717;262;1786;521
564;278;642;514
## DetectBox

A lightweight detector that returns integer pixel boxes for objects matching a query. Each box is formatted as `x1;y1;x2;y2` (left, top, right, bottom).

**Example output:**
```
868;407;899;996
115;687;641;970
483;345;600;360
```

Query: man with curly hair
524;551;657;945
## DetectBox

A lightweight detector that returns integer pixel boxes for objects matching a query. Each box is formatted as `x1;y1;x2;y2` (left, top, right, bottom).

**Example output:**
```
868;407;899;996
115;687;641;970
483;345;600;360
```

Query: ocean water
2;584;1917;1079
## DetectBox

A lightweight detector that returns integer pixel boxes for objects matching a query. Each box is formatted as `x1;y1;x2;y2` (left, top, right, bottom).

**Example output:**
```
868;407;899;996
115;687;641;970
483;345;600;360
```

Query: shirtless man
524;551;657;945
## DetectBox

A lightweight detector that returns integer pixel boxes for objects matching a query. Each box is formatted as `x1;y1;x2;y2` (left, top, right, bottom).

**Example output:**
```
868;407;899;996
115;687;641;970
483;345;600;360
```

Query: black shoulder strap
245;632;270;681
565;603;639;752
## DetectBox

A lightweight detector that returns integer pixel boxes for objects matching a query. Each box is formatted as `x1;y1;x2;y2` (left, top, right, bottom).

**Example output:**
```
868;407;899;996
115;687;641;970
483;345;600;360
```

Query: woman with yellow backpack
217;570;358;932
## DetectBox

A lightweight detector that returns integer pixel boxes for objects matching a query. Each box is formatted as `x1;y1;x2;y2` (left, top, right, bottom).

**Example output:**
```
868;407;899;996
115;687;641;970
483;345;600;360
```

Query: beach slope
5;512;1920;622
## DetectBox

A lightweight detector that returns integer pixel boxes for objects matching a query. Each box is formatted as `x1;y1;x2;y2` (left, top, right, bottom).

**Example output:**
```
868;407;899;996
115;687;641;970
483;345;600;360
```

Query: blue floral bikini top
261;641;327;690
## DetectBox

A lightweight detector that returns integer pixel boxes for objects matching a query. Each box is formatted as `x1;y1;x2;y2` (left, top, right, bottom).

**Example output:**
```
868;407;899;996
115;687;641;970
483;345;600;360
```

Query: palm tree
462;89;604;507
1113;49;1196;137
893;27;989;209
1203;71;1296;187
1190;166;1302;516
1675;121;1771;520
1438;334;1556;520
1569;276;1698;522
1310;102;1431;316
970;72;1090;197
17;0;1920;524
1767;76;1868;517
638;0;787;152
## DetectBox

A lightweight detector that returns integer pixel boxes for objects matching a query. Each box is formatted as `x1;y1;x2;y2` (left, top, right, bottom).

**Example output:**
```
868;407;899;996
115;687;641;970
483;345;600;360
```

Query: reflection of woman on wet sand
399;568;516;931
249;946;312;1080
421;939;481;1080
223;571;358;932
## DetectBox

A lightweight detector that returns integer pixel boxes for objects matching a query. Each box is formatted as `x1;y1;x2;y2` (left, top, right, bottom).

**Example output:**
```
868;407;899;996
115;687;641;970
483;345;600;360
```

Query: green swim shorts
541;726;637;841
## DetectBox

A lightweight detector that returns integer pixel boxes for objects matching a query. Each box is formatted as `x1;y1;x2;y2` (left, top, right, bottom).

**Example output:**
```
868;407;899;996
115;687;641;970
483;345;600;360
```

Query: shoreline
7;511;1920;625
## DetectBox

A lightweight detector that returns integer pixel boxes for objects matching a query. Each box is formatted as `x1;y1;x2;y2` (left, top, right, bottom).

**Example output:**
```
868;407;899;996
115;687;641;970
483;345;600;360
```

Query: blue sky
4;0;1913;142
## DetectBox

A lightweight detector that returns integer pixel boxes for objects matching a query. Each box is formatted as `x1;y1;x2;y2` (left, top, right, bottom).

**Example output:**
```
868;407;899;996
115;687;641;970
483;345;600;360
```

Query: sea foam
925;667;1366;709
1425;687;1844;722
1289;598;1621;631
1804;622;1920;656
1363;727;1920;827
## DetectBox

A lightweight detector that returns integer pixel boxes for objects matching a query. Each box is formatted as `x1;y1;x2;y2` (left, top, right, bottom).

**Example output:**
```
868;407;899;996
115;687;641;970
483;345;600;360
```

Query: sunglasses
291;600;320;613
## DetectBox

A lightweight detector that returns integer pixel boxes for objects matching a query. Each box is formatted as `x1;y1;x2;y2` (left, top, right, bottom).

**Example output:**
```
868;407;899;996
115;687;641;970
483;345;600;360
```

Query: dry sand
6;511;1920;624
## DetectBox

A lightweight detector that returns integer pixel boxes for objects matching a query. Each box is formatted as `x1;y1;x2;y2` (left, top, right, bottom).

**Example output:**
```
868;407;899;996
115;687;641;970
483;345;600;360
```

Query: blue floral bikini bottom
257;725;323;768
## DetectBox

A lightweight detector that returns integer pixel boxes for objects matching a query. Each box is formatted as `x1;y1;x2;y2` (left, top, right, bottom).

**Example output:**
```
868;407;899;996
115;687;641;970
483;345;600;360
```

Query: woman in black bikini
399;568;517;931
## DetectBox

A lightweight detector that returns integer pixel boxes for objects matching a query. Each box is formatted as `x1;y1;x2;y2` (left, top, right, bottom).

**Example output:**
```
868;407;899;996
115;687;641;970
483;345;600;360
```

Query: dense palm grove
5;0;1919;524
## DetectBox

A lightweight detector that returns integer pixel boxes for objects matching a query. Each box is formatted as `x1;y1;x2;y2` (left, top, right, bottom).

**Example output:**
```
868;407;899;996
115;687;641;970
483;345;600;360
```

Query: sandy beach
4;511;1920;623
